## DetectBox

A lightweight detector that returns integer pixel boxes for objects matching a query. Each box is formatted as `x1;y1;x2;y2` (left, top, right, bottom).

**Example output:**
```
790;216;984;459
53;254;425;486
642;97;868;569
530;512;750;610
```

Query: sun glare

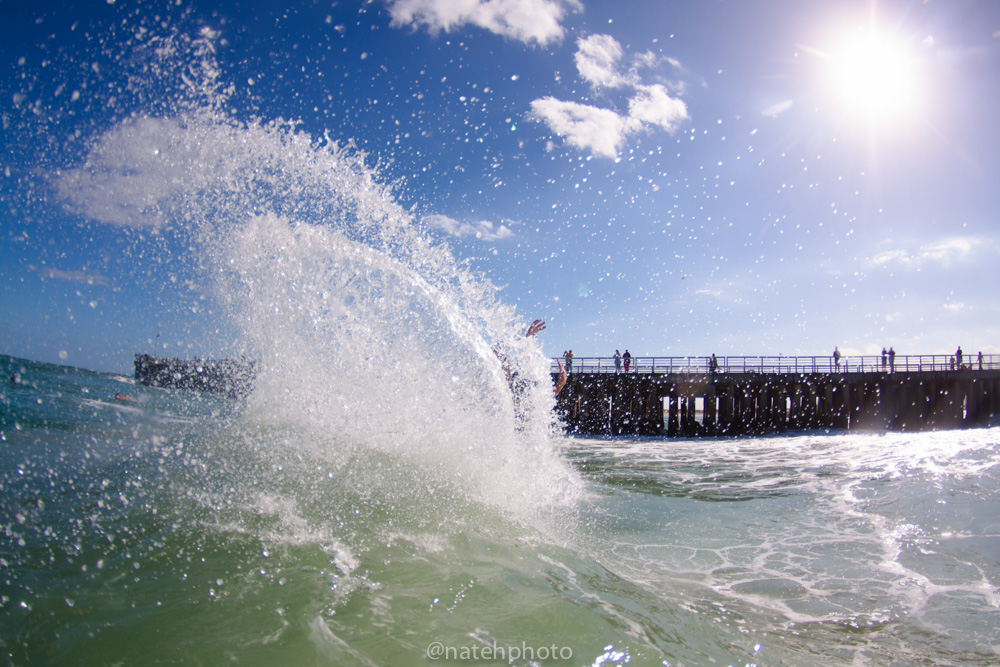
829;29;919;121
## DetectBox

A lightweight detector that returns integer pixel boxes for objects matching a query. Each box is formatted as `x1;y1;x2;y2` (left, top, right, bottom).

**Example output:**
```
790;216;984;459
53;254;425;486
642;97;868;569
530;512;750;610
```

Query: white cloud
761;100;794;116
871;236;986;269
530;34;689;159
424;213;514;241
871;248;914;267
528;97;626;159
385;0;582;46
574;34;629;88
52;117;197;228
36;267;111;286
921;237;975;264
626;84;689;133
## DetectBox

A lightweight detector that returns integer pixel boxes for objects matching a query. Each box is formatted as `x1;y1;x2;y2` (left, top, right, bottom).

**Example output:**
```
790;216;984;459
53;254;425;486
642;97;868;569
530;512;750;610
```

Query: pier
553;353;1000;436
134;354;256;397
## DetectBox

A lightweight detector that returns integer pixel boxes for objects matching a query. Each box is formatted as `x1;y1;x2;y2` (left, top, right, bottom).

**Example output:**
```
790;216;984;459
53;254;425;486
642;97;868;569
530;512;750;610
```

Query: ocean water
2;354;999;666
4;13;1000;665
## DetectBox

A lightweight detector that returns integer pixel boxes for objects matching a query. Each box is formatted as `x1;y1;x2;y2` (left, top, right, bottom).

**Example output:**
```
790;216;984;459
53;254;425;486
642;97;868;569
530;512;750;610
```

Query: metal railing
551;353;999;376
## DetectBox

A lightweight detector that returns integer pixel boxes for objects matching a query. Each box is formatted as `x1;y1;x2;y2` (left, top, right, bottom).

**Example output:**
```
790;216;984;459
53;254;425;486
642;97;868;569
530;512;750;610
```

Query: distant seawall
134;354;256;397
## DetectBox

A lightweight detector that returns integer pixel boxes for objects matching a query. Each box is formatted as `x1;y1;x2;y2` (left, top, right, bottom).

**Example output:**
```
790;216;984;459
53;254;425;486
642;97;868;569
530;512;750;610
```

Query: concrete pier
553;354;1000;436
134;353;256;397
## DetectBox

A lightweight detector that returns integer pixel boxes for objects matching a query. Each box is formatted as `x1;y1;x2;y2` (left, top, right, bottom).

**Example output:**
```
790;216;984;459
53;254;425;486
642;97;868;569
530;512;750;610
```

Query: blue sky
2;0;1000;373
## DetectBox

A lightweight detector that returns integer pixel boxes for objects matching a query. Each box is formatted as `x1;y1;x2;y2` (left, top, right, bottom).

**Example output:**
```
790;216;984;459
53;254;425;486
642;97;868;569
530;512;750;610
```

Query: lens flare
829;29;920;121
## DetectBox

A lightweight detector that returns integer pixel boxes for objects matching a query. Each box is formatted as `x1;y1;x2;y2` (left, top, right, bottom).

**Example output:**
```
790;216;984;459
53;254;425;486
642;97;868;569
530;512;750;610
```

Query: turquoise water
3;353;999;665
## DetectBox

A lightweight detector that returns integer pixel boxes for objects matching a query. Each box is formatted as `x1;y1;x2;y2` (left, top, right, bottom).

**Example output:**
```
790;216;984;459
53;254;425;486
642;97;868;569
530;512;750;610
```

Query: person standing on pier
614;349;622;373
833;346;841;371
882;348;887;371
565;349;574;374
956;346;963;369
889;347;896;372
623;349;632;373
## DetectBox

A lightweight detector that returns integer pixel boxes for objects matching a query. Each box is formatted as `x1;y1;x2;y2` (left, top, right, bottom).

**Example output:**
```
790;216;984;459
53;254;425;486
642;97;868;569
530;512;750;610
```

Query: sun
828;28;920;121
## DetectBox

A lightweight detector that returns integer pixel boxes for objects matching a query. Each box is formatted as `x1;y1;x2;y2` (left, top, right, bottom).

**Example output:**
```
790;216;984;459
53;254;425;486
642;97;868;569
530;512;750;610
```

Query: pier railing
552;353;999;376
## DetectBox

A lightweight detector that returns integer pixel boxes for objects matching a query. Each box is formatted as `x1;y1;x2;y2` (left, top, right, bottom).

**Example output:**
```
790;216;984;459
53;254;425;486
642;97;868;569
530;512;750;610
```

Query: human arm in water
553;358;566;397
497;319;565;396
525;319;546;337
527;319;566;396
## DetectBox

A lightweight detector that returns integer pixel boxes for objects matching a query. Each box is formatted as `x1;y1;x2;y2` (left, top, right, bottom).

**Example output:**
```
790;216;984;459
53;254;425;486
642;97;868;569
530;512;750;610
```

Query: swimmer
498;319;566;397
526;319;566;395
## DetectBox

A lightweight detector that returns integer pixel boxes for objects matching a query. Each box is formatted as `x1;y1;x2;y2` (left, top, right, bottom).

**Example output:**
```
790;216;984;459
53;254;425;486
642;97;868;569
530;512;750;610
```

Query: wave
41;27;581;519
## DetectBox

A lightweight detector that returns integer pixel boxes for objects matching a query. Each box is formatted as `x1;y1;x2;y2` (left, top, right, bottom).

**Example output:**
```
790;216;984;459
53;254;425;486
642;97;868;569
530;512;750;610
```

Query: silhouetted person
956;346;963;369
623;349;631;373
979;351;984;371
888;347;895;372
565;349;573;374
833;346;841;371
614;349;622;373
497;319;566;398
881;347;887;371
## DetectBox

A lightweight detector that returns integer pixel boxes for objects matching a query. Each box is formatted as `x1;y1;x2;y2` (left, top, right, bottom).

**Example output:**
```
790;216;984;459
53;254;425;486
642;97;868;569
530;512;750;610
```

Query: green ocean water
3;353;999;666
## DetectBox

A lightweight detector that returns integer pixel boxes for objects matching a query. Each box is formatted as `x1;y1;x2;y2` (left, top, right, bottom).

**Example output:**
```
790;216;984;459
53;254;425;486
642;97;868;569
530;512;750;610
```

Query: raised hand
525;319;546;337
